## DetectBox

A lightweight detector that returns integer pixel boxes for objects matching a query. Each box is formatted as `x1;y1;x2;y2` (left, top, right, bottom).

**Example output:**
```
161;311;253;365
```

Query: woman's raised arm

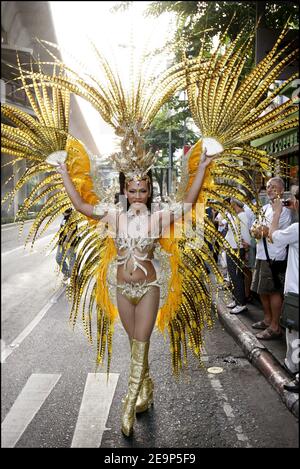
57;163;96;218
183;149;217;205
156;149;218;231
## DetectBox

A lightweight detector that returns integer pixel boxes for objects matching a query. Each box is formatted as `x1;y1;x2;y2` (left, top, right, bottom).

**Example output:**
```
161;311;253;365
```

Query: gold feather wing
1;63;119;371
157;24;299;375
7;43;224;374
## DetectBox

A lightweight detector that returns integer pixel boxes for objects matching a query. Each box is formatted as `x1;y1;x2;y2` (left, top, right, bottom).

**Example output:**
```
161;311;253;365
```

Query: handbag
262;238;287;289
280;292;299;332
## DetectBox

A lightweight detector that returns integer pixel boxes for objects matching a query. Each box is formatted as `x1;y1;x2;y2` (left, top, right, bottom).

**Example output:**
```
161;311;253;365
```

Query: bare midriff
117;249;156;283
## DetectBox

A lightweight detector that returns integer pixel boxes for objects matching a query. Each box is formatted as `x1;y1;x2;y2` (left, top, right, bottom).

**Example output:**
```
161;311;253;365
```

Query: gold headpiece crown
110;122;155;184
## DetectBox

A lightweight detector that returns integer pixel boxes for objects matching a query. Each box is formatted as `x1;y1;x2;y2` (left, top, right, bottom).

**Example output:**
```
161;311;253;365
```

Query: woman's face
125;179;150;209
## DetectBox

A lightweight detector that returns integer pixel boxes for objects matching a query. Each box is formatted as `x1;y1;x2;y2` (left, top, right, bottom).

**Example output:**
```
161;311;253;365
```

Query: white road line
2;233;54;257
1;286;65;363
208;375;252;447
71;373;119;448
2;245;28;257
1;219;59;231
1;374;61;448
1;221;33;231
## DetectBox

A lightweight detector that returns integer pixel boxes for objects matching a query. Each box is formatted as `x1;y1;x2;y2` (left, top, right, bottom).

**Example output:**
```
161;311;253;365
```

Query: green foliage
113;2;299;59
111;1;299;170
144;95;200;166
145;1;299;57
109;1;132;13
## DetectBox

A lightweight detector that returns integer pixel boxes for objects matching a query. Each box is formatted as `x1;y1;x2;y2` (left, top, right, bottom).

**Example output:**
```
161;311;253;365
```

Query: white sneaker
226;301;237;309
230;305;248;314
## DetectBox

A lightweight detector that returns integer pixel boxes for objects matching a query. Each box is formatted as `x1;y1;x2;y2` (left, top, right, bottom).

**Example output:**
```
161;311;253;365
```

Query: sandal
252;320;270;330
256;327;283;340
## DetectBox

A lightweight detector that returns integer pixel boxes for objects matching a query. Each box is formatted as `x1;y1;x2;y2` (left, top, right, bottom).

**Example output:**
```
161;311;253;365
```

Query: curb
215;301;299;418
1;219;35;229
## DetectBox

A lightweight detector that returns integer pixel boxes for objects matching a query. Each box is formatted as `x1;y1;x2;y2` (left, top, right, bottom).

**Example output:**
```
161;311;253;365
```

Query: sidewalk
215;292;299;418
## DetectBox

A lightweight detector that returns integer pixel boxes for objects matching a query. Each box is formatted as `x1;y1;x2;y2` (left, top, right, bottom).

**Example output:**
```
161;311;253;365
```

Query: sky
49;1;176;156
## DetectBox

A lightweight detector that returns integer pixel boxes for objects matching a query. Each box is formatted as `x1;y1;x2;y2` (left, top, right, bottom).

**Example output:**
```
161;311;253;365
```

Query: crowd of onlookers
211;177;299;394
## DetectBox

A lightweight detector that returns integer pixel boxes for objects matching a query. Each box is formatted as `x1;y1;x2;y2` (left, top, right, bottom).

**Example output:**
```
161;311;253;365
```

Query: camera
282;199;291;207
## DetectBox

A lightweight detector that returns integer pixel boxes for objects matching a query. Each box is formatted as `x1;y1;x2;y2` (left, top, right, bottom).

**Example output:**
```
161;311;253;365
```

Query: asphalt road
1;222;299;449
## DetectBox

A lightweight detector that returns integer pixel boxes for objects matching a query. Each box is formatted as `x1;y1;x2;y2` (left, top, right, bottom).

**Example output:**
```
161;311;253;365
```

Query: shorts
251;259;285;295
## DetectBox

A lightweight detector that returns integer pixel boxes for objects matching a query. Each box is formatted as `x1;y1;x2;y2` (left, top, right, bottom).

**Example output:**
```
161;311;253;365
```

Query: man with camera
250;177;292;340
268;186;299;393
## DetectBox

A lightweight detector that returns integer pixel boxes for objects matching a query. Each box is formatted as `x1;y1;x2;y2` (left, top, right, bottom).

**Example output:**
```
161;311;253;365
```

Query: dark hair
63;208;72;218
116;171;154;210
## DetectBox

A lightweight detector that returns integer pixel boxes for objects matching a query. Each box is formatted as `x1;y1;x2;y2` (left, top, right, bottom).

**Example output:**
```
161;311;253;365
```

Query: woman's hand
57;163;69;178
199;149;219;168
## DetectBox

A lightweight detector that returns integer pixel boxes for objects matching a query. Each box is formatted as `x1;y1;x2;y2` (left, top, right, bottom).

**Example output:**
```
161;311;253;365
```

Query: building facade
1;1;99;221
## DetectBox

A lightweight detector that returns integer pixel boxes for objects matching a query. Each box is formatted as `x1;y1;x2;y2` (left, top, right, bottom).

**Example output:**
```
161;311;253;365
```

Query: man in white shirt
244;202;256;231
225;198;251;314
243;200;257;300
268;186;299;393
251;177;292;339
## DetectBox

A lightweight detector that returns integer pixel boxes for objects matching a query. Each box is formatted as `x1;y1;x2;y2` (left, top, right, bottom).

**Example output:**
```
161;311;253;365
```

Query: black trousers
226;249;246;306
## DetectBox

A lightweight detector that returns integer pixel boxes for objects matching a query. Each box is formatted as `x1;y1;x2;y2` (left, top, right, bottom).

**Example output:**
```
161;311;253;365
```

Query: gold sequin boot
127;338;154;413
121;339;149;437
136;354;153;413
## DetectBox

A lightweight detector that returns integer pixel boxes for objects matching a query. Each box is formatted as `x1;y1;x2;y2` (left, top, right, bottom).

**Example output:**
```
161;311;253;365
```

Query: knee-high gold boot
136;348;154;414
121;339;149;437
128;338;154;413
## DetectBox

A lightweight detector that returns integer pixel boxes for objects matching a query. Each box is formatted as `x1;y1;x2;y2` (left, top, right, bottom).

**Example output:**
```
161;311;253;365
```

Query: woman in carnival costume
1;23;298;437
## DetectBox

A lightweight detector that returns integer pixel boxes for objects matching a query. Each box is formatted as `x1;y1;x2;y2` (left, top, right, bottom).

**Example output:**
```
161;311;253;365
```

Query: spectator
225;198;251;314
56;208;77;283
251;177;292;339
243;200;257;303
214;197;230;269
205;206;214;273
244;201;256;231
215;211;228;237
268;185;299;393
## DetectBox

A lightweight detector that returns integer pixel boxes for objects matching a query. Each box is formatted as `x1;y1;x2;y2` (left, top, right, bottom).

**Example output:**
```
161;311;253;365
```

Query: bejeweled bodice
115;209;158;275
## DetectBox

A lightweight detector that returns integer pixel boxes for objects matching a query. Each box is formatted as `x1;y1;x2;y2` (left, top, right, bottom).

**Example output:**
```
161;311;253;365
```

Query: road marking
1;220;34;231
71;373;119;448
2;234;54;257
208;375;252;447
1;374;61;448
1;286;65;363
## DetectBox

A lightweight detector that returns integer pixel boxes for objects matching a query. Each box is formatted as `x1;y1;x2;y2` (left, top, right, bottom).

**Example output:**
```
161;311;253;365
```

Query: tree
145;96;198;156
144;95;200;195
156;2;298;55
113;2;299;58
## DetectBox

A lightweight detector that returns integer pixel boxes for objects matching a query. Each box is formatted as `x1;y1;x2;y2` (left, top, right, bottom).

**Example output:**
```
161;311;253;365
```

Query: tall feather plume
161;24;299;375
1;57;114;373
1;60;72;235
14;39;219;177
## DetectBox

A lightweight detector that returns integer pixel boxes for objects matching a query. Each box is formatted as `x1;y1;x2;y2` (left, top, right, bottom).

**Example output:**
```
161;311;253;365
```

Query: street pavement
1;222;299;448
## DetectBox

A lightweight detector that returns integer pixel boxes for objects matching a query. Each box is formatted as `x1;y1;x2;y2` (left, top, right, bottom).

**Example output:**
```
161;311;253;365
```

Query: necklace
127;208;149;234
